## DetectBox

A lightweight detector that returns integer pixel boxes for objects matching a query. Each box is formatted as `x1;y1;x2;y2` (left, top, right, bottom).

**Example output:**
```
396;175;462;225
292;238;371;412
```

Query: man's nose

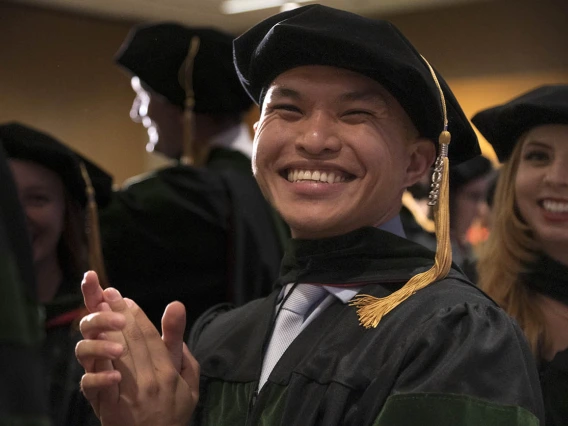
295;112;341;156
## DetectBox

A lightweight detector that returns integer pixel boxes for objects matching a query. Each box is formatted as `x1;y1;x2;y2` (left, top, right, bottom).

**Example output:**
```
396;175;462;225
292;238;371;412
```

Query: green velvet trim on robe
373;393;540;426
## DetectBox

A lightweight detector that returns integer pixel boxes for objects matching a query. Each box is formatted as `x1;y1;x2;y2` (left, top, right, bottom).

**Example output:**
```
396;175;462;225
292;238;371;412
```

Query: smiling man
76;5;544;426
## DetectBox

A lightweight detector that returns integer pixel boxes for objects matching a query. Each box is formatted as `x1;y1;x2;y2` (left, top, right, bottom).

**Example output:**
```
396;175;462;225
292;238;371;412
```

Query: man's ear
404;138;436;188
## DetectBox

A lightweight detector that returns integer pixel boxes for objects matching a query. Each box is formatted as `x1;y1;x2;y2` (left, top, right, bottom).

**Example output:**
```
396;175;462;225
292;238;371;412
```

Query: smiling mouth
541;199;568;213
283;168;355;184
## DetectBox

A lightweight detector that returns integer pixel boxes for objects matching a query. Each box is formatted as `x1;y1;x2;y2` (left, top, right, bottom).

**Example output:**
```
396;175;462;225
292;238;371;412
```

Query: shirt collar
323;286;360;304
376;214;406;239
208;123;253;159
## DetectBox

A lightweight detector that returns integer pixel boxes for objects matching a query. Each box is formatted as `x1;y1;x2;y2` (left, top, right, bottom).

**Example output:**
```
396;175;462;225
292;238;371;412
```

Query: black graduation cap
233;4;480;164
115;23;253;115
472;85;568;162
0;122;114;209
0;122;110;287
0;122;88;207
449;155;493;194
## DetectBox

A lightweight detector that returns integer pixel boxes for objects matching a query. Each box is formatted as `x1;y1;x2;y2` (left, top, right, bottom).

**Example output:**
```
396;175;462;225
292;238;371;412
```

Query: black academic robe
524;255;568;426
540;349;568;426
100;148;286;331
192;227;544;426
42;279;99;426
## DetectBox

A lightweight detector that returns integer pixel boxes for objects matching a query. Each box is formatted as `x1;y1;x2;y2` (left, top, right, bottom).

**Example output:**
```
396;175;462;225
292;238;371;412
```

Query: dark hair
57;193;88;287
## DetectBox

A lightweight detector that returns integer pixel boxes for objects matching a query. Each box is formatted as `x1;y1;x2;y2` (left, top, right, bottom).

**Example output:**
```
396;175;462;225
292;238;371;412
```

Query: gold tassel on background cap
79;162;109;289
349;57;453;328
178;36;201;165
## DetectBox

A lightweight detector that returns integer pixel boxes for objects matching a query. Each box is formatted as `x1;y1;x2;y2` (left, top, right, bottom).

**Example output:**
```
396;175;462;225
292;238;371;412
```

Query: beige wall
1;0;567;185
0;3;149;185
384;0;568;161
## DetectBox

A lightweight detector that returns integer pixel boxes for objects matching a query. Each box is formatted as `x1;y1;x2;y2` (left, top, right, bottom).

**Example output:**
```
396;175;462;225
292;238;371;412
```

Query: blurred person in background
0;122;110;426
400;174;436;250
99;23;288;332
0;142;49;425
402;155;493;282
448;155;493;281
474;85;568;426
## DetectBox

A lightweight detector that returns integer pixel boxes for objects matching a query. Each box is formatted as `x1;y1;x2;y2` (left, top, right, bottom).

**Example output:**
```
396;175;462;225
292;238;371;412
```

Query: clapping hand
75;271;199;426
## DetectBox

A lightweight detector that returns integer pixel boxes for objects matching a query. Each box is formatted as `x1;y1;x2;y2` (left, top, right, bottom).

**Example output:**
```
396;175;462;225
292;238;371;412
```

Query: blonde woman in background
473;85;568;426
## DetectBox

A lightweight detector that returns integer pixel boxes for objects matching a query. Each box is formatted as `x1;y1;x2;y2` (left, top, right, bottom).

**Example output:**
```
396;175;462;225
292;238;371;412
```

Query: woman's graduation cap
233;4;481;327
0;122;110;287
472;85;568;162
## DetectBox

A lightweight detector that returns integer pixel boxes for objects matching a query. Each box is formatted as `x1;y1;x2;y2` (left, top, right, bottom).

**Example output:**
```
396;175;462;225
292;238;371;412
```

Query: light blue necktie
258;284;328;391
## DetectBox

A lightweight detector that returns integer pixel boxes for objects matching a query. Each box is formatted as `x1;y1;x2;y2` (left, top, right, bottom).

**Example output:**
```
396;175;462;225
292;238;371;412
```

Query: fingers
181;343;200;402
82;271;107;313
124;297;183;375
80;370;121;402
103;288;157;391
75;339;124;371
162;302;187;372
79;311;126;340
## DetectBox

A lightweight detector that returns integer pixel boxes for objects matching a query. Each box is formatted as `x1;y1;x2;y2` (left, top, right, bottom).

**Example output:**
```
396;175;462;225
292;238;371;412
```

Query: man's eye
341;110;375;124
344;110;372;116
271;104;301;113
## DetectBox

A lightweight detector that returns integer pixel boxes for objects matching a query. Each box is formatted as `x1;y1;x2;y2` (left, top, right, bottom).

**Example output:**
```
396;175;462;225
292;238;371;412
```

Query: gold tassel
178;36;201;165
350;145;451;328
350;56;453;328
79;162;109;289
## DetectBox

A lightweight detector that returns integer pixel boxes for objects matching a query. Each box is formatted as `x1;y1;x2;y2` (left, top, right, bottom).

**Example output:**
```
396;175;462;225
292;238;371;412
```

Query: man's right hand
75;271;200;426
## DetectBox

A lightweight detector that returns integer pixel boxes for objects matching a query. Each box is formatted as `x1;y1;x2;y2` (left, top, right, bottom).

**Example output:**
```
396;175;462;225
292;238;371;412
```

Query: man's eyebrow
338;90;388;105
268;87;302;101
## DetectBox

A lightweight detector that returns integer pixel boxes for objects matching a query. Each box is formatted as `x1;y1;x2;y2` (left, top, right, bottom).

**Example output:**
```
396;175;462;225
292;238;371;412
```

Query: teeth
285;169;349;183
543;200;568;213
